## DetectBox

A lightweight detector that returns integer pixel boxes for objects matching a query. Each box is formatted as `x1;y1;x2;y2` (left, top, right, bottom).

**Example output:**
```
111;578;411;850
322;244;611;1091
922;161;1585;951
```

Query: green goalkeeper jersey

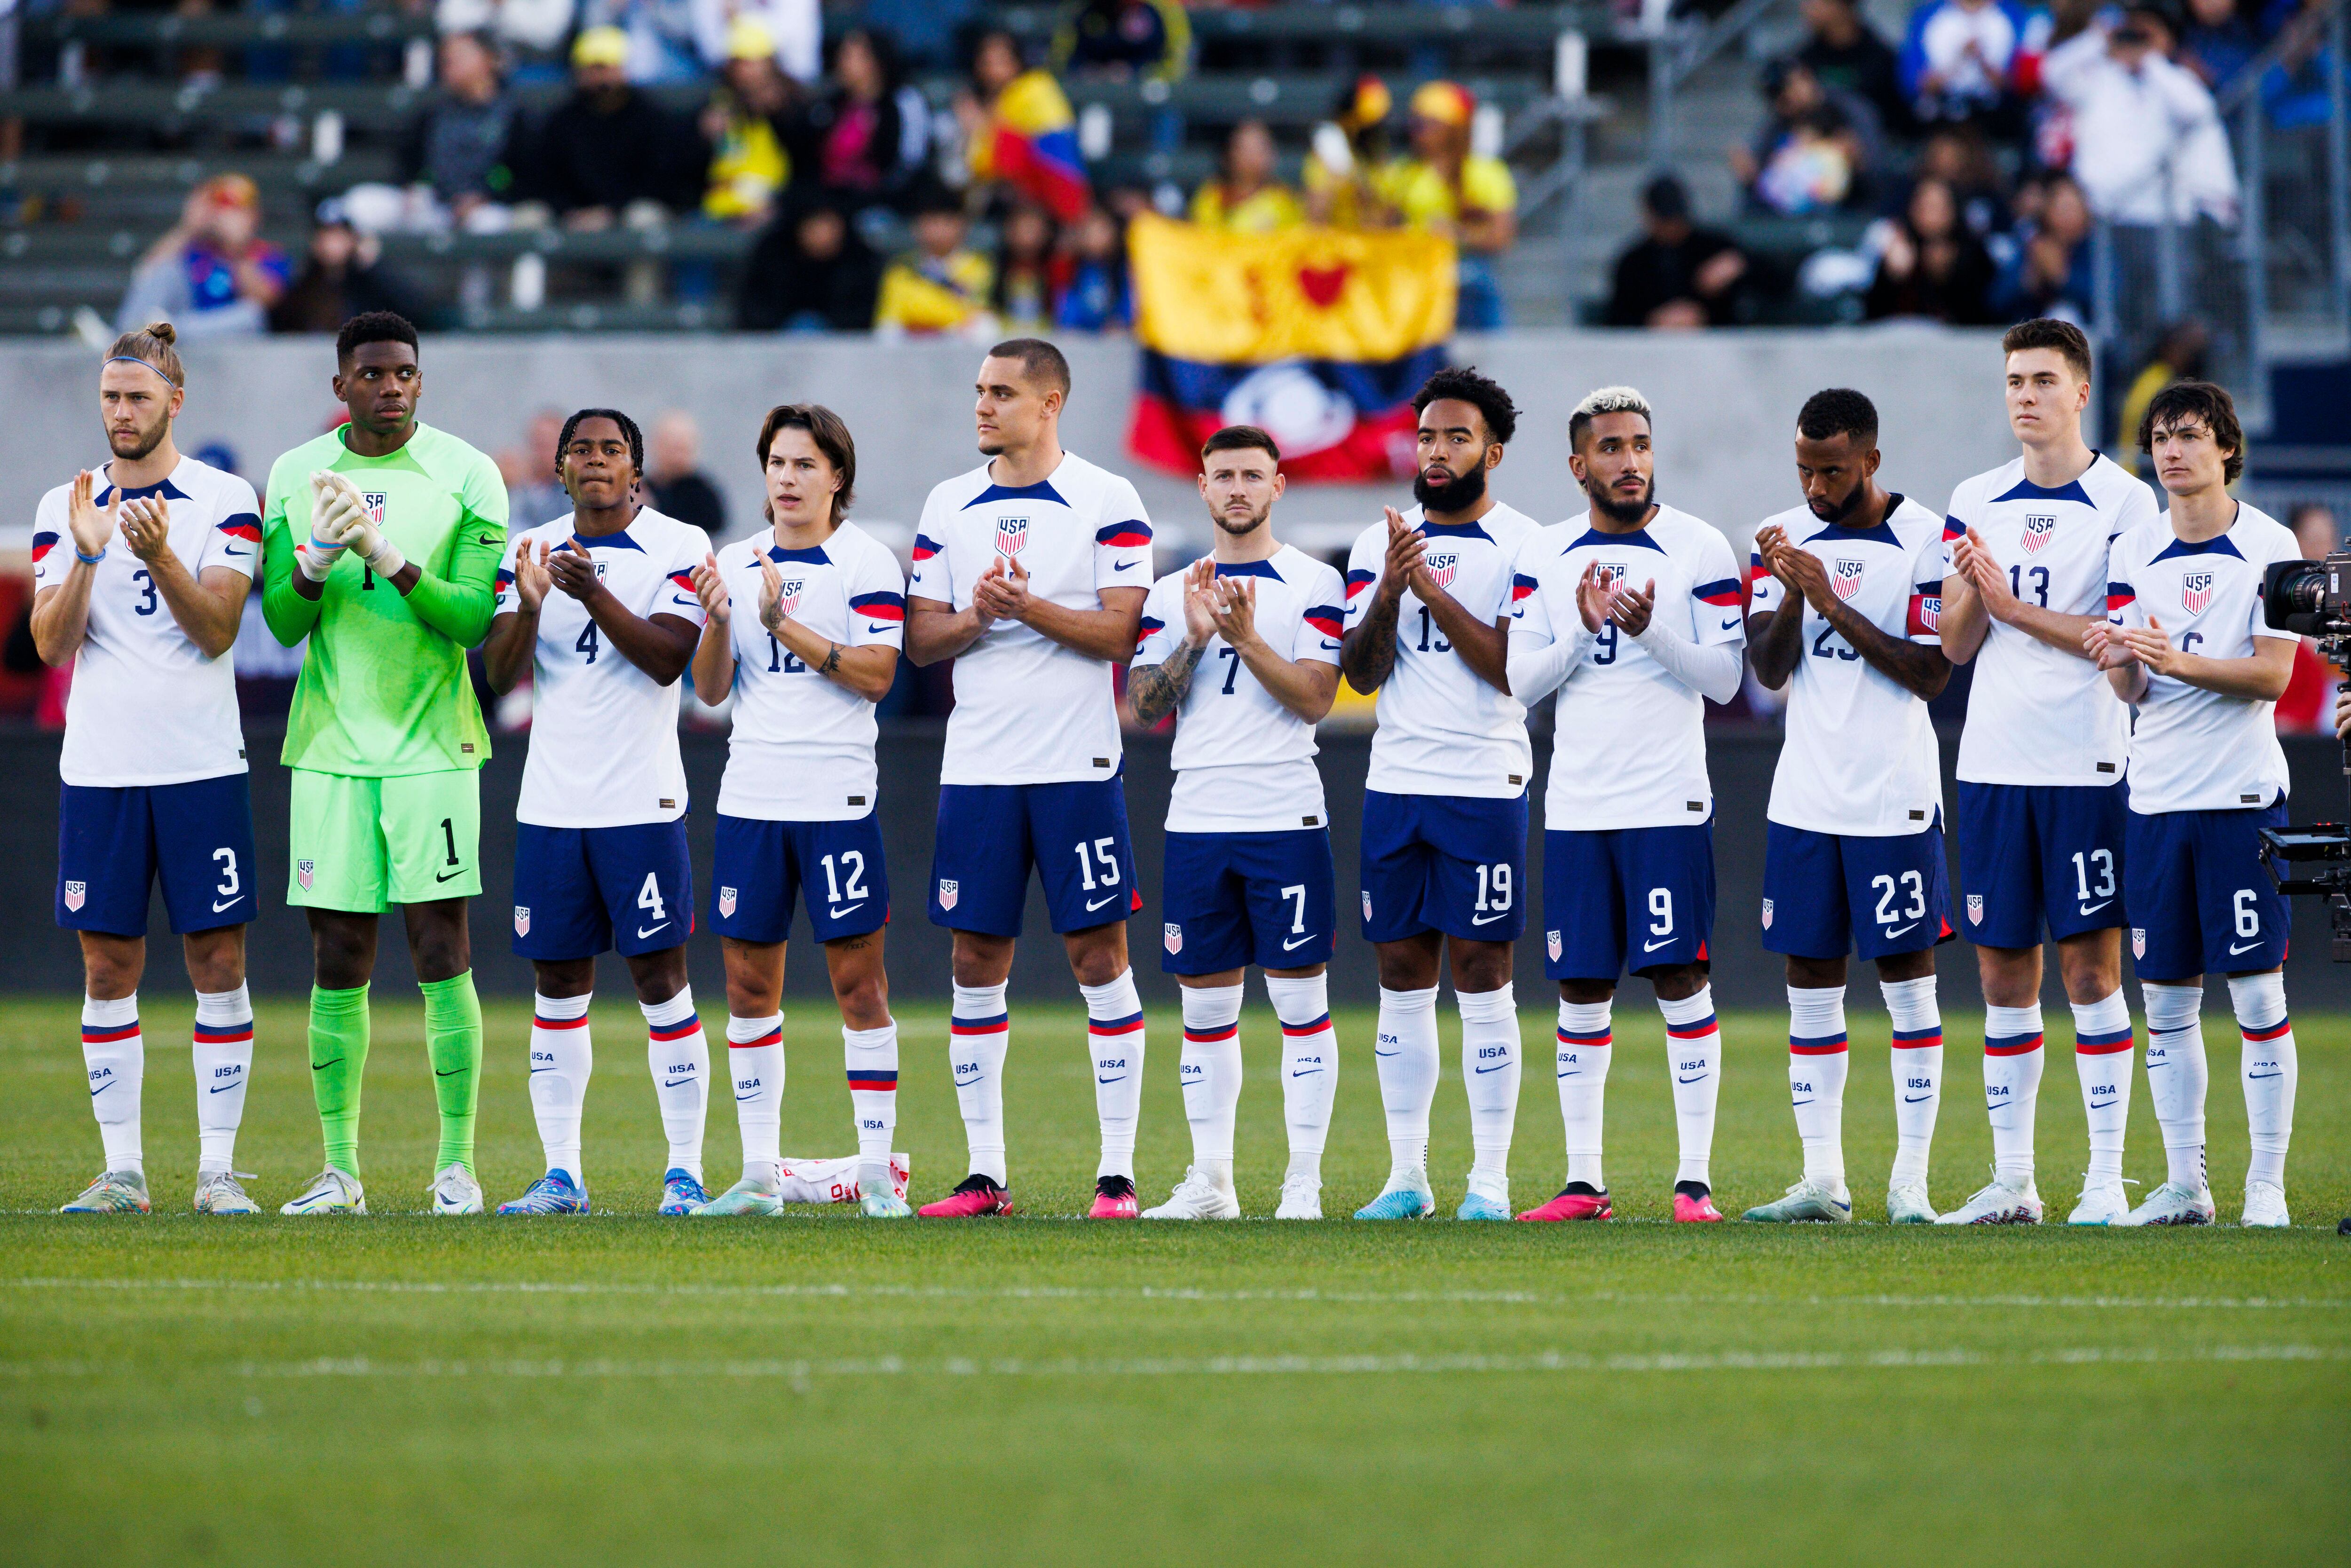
260;421;509;776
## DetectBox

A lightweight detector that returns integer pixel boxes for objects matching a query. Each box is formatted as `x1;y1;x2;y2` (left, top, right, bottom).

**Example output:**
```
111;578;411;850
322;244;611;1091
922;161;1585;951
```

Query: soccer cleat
1274;1174;1323;1220
917;1174;1013;1218
1934;1172;2043;1225
1673;1188;1725;1223
430;1164;484;1215
1741;1177;1853;1223
1089;1175;1140;1218
192;1170;260;1215
2066;1178;2133;1226
1354;1172;1435;1220
2239;1181;2290;1229
496;1169;589;1216
692;1177;784;1216
60;1170;149;1214
1516;1186;1611;1222
2114;1180;2214;1227
658;1169;709;1215
860;1189;914;1218
280;1166;366;1215
1144;1166;1242;1220
1457;1190;1512;1221
1887;1180;1939;1224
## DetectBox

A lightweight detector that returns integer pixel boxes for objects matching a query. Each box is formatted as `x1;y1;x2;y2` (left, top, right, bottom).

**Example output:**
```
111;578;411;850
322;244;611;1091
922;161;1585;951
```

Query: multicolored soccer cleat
60;1170;149;1214
2113;1180;2212;1227
1741;1177;1853;1223
192;1170;260;1215
1935;1172;2044;1226
279;1166;366;1215
917;1174;1013;1217
692;1178;784;1216
496;1169;590;1216
1516;1187;1611;1222
1089;1175;1140;1218
1673;1188;1724;1223
1456;1189;1512;1221
860;1189;914;1218
658;1168;709;1215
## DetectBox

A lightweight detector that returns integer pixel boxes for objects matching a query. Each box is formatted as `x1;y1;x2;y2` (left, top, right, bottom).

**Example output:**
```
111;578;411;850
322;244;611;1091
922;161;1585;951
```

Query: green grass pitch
1;995;2345;1565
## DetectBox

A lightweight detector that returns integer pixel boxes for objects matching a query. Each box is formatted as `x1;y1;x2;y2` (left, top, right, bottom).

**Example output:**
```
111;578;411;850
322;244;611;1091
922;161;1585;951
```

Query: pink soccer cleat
1516;1187;1612;1222
1673;1189;1725;1222
917;1174;1013;1217
1089;1175;1139;1218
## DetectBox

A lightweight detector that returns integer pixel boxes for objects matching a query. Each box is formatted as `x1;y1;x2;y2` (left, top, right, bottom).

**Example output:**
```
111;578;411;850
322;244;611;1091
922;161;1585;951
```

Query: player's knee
79;938;142;1000
1067;937;1127;989
832;969;890;1027
1784;954;1846;990
182;932;245;994
1450;943;1514;993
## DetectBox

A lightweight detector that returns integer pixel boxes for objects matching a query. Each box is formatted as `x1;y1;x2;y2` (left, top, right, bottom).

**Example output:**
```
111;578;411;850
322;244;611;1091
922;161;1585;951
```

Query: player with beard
1740;389;1954;1224
1507;386;1745;1223
1340;368;1539;1221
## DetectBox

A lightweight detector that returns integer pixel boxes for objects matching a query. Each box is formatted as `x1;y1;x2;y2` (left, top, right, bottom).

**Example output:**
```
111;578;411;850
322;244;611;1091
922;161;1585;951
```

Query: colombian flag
973;70;1090;223
1125;214;1456;483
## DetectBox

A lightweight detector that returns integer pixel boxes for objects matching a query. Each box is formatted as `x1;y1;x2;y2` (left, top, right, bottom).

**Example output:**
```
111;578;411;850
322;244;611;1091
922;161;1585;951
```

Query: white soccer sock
1983;1003;2044;1182
191;984;253;1174
726;1011;783;1185
844;1018;900;1198
1880;975;1941;1186
949;983;1010;1185
81;994;142;1175
1081;969;1147;1182
642;986;708;1183
2229;971;2296;1191
1264;973;1336;1182
2070;989;2134;1184
1555;999;1613;1190
1374;985;1440;1180
528;992;592;1185
1788;985;1849;1189
1660;986;1723;1189
2142;982;2209;1190
1179;984;1245;1185
1457;984;1520;1192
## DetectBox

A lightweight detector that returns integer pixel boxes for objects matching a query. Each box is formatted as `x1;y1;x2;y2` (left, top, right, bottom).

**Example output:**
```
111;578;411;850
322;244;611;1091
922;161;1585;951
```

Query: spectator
873;179;996;338
1732;58;1876;215
1056;203;1131;332
343;31;526;235
994;203;1070;332
709;0;823;83
2042;6;2240;225
1054;0;1190;83
579;0;698;83
529;25;702;230
1303;75;1396;230
2115;319;2210;473
2276;502;2343;732
2180;0;2264;88
1910;126;2011;237
116;174;291;339
958;28;1091;223
1606;173;1754;329
1797;0;1910;134
1189;119;1304;233
699;16;799;227
504;407;572;530
647;410;730;537
1989;172;2096;319
855;0;978;71
736;194;882;331
797;26;928;207
1898;0;2048;132
1379;80;1517;330
1863;175;1998;321
268;200;426;333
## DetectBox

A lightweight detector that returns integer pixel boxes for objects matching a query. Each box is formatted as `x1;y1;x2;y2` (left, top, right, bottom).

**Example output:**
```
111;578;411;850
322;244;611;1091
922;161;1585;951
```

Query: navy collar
766;543;833;565
1803;520;1903;549
96;463;190;504
1418;519;1492;541
1990;460;2100;509
1565;525;1665;553
962;477;1070;510
2149;531;2245;563
1214;559;1284;580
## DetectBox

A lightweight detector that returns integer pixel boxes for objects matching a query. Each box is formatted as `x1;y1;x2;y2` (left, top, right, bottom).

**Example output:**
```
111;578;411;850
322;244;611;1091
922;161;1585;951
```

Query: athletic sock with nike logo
2070;989;2134;1185
644;987;708;1186
1658;985;1724;1189
1881;974;1942;1187
1458;983;1520;1191
81;991;144;1176
308;982;371;1179
192;983;255;1174
2228;970;2296;1192
1265;972;1337;1183
529;989;593;1186
1081;970;1148;1182
1786;985;1850;1188
420;972;484;1178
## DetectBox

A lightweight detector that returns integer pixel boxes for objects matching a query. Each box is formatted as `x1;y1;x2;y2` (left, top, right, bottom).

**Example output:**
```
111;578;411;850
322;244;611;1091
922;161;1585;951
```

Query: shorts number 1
440;817;458;867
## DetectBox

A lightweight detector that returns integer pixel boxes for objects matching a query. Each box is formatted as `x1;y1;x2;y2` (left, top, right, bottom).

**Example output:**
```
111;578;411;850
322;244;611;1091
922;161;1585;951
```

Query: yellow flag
1128;213;1457;365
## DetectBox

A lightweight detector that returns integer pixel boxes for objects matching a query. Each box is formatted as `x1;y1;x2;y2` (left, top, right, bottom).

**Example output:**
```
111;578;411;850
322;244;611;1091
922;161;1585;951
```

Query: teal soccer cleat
1354;1177;1435;1220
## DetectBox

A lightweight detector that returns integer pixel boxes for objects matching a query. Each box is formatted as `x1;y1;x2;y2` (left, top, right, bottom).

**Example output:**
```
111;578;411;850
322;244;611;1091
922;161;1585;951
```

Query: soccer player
2088;381;2303;1227
1738;389;1953;1225
479;408;714;1217
687;404;911;1219
34;323;263;1215
1341;367;1539;1221
1128;425;1347;1220
259;311;508;1216
1507;386;1744;1224
1937;319;2158;1226
903;339;1153;1219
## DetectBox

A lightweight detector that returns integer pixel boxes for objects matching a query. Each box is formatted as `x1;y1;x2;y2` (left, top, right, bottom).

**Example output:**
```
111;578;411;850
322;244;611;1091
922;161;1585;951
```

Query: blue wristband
74;546;105;566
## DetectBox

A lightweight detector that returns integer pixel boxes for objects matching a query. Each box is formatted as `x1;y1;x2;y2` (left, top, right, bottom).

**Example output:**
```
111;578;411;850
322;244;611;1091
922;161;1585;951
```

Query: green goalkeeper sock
420;971;483;1176
308;984;371;1178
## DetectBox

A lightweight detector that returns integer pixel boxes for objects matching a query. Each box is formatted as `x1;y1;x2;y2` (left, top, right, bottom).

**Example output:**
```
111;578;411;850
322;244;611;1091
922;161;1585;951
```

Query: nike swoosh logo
223;547;250;557
1097;1075;1126;1084
207;1081;239;1093
2228;939;2263;953
211;898;241;912
1884;922;1917;939
1472;911;1511;926
479;535;496;546
1374;1049;1400;1058
1289;1068;1323;1078
674;596;697;607
1642;937;1674;952
312;1058;342;1072
1084;893;1119;912
1281;934;1316;951
868;622;894;633
435;1066;465;1077
1720;617;1738;630
1113;561;1137;571
954;1075;982;1087
1320;640;1341;651
827;905;863;920
734;1091;761;1102
636;923;667;939
1557;1071;1579;1079
662;1077;694;1088
89;1082;114;1096
1903;1094;1935;1103
2246;1070;2283;1079
1474;1062;1511;1074
529;1067;553;1075
2079;900;2112;915
434;869;463;883
1678;1073;1707;1084
1791;1097;1813;1106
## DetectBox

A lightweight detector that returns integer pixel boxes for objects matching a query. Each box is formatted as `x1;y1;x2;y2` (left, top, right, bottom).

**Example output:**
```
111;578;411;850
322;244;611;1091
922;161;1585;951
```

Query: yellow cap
1408;79;1474;127
725;15;775;61
1345;74;1391;129
571;25;628;69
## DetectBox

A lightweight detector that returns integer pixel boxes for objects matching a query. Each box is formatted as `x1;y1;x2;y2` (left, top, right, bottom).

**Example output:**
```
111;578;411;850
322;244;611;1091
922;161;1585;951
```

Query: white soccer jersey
1135;544;1347;835
1750;496;1947;836
496;508;710;827
32;456;258;788
1342;501;1539;797
1510;504;1746;832
1945;453;2156;786
712;520;906;821
2106;502;2301;815
908;453;1153;787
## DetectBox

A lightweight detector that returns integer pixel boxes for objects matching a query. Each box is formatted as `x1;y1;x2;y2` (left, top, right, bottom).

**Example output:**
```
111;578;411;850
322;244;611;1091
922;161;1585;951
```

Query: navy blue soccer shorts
513;819;695;959
1761;819;1955;961
1160;827;1335;975
929;776;1139;937
1542;820;1713;981
1359;788;1528;944
2125;797;2289;981
57;772;258;937
1954;780;2128;949
710;811;889;946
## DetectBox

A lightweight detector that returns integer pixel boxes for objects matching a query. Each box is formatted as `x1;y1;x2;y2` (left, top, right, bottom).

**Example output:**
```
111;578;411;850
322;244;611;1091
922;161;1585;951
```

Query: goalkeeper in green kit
260;313;507;1215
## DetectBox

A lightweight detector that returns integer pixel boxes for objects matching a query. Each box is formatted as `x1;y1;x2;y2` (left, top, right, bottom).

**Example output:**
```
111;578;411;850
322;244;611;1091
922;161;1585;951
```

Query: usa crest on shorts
1163;922;1183;954
1966;892;1983;924
297;858;315;892
513;905;530;937
718;885;738;918
938;878;959;911
63;880;85;912
2132;927;2147;959
1546;929;1562;961
1760;897;1774;930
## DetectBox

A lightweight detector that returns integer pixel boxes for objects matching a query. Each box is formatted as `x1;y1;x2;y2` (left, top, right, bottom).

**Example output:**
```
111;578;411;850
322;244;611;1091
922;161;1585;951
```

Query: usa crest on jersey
995;517;1027;558
361;491;387;527
776;577;803;616
1423;550;1459;590
1832;559;1865;601
2180;572;2213;614
2020;513;2056;555
1595;560;1629;594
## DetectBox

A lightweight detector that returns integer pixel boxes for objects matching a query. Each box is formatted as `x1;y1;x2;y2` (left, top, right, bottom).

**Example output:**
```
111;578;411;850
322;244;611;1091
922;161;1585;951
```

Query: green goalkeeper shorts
288;768;482;912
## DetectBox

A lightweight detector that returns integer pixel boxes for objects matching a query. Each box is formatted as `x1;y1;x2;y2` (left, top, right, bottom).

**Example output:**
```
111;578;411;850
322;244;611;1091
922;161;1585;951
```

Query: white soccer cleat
280;1166;366;1215
1933;1171;2043;1225
2114;1180;2215;1227
2066;1177;2132;1226
1886;1179;1938;1224
1740;1176;1853;1223
2240;1181;2290;1228
193;1170;261;1215
430;1164;484;1215
1143;1166;1242;1220
1274;1174;1322;1220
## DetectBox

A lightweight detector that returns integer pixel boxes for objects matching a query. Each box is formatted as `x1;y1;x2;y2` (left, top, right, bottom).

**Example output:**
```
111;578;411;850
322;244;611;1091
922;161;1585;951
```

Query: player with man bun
35;323;266;1214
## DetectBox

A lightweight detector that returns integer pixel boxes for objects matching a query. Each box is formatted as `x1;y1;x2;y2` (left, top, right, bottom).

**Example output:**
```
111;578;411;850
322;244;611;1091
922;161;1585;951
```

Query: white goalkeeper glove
307;470;407;580
298;470;354;582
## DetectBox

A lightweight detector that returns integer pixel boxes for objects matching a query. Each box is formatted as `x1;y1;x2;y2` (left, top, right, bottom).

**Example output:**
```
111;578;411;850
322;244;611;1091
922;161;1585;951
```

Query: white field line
1;1276;2343;1312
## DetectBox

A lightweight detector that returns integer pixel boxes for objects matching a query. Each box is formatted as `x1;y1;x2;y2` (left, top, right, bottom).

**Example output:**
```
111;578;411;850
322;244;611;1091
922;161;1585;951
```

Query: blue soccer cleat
1457;1191;1512;1221
659;1168;709;1215
495;1169;589;1216
1354;1177;1435;1220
